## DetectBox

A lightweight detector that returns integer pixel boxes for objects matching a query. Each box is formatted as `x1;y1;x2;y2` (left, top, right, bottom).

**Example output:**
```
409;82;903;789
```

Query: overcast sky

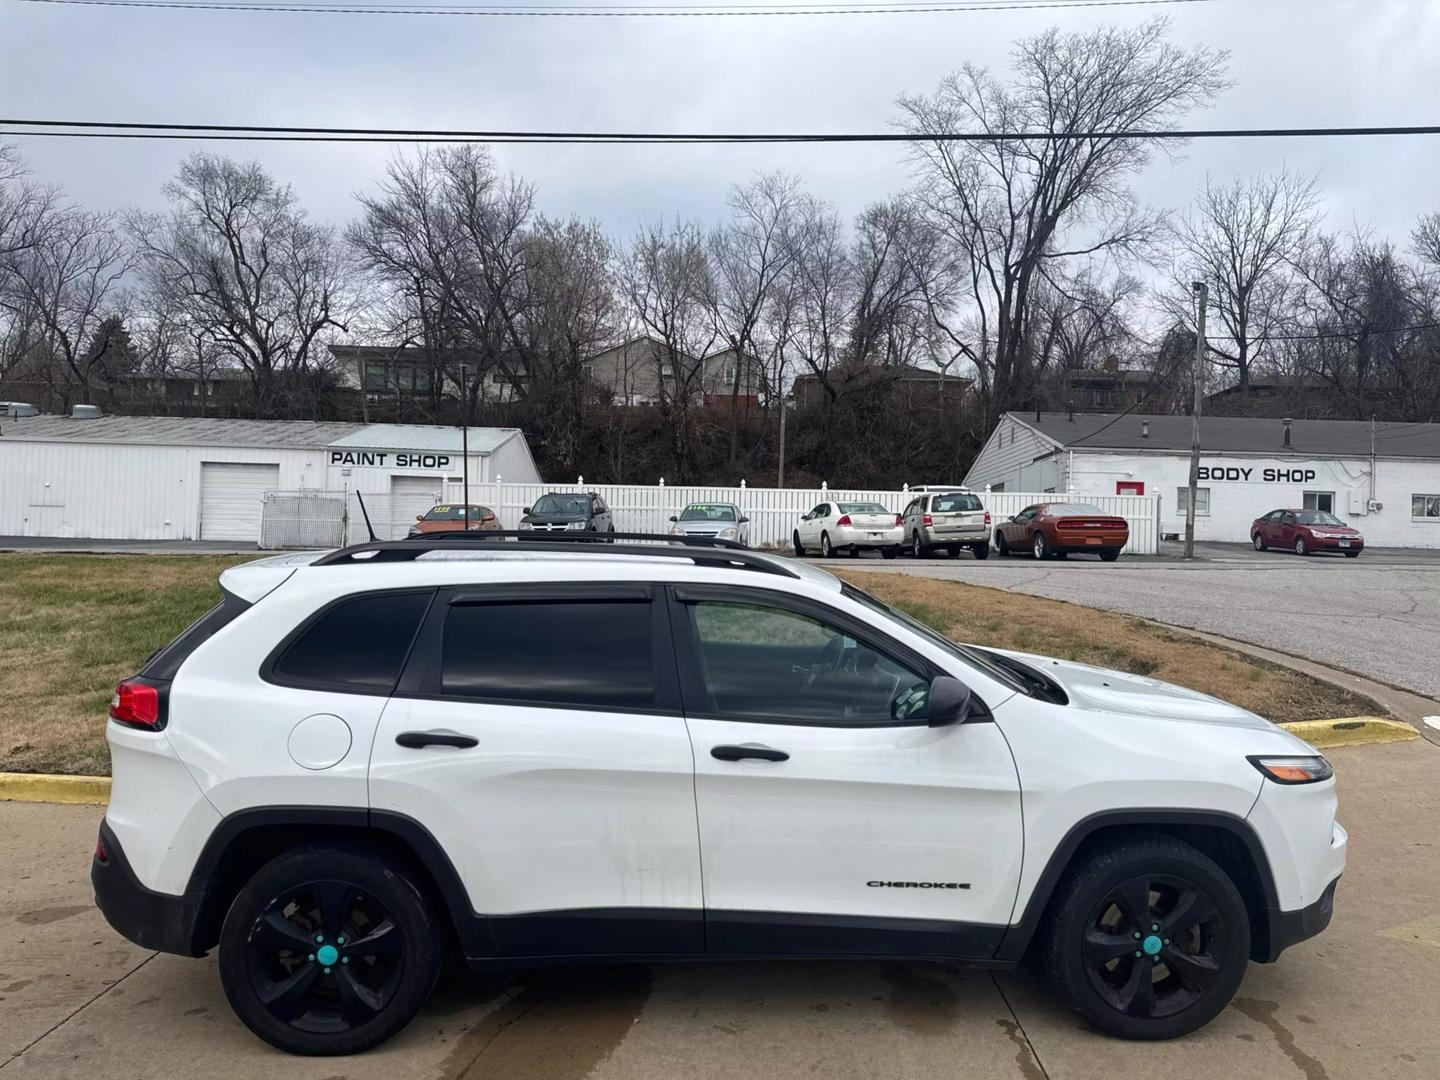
3;0;1439;248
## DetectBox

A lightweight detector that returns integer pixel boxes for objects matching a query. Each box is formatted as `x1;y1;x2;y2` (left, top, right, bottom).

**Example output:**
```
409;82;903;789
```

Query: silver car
668;502;750;546
901;489;991;559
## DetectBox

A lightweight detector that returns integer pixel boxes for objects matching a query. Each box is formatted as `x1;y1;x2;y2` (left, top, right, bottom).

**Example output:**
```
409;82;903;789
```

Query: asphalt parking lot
827;542;1440;700
1;738;1436;1080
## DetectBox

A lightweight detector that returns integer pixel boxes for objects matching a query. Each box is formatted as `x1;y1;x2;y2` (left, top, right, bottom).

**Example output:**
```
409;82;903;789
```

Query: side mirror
739;515;750;523
927;675;974;728
669;515;678;522
1009;515;1019;523
415;515;425;522
522;506;531;515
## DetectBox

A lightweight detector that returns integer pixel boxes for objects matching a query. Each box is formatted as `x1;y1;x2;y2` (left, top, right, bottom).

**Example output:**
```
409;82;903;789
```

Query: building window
1413;495;1440;519
1177;487;1211;516
1303;491;1335;514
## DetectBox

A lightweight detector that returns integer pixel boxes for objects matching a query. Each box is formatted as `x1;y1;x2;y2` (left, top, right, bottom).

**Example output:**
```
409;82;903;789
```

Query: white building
0;414;540;543
965;412;1440;548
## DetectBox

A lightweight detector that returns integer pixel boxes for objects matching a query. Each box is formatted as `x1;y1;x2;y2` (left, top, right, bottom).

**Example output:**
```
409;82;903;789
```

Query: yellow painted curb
0;772;110;805
1279;716;1419;750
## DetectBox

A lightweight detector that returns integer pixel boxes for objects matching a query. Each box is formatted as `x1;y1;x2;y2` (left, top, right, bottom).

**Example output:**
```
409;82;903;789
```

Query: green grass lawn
0;553;1377;777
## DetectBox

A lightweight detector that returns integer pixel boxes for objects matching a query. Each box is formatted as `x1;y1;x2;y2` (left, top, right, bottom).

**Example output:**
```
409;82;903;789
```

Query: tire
972;543;990;561
996;531;1011;557
1252;533;1267;552
218;846;443;1055
1033;531;1051;560
1344;550;1360;558
911;533;930;559
847;545;860;558
793;532;806;557
1295;536;1310;557
882;546;899;560
1099;548;1120;562
820;532;834;559
1042;836;1250;1041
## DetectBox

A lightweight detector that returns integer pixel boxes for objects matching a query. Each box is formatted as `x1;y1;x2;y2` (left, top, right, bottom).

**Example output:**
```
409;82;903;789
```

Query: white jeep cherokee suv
93;534;1344;1055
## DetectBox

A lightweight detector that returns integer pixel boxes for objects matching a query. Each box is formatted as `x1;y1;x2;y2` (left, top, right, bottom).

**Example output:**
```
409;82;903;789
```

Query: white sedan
793;500;902;559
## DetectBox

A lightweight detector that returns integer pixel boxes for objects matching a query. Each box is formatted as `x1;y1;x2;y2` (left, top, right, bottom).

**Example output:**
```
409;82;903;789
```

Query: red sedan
994;502;1130;561
1251;509;1364;557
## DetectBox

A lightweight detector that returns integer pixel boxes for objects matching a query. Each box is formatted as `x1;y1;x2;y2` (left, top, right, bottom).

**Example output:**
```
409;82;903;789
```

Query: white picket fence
441;480;1162;555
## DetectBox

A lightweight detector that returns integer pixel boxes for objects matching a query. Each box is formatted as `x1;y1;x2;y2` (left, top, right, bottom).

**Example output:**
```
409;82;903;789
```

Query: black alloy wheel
220;847;441;1055
1044;837;1249;1040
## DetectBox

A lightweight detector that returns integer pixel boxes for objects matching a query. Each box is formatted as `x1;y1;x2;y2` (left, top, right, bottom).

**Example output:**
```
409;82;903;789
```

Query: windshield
840;583;1028;696
424;504;484;521
532;494;590;516
933;493;982;513
838;502;890;514
679;503;737;522
1297;510;1344;526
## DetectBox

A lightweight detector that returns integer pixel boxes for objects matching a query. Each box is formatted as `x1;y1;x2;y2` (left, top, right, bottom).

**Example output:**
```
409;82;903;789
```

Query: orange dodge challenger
994;502;1130;561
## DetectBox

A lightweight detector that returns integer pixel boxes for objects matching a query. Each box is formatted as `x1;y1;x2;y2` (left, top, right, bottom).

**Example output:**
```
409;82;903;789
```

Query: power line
7;119;1440;145
7;0;1213;17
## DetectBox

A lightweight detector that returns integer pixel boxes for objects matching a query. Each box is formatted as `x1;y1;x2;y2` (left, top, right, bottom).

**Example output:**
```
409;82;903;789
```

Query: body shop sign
1196;464;1317;484
330;450;452;469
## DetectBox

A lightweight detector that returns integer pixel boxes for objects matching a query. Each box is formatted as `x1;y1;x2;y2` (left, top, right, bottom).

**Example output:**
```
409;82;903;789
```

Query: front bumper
92;818;206;957
1260;874;1340;962
1311;536;1364;552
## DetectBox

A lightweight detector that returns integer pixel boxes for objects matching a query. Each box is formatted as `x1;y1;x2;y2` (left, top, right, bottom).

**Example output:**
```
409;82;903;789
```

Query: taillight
94;833;109;863
110;679;162;730
923;514;933;527
836;514;853;526
983;511;991;525
894;514;904;526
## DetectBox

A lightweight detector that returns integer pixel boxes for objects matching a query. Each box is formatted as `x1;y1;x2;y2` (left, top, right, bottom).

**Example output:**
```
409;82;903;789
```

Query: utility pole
776;365;788;489
459;365;471;529
1184;282;1207;560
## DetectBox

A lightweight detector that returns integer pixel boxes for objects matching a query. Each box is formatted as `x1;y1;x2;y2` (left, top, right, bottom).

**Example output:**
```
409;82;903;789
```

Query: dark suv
518;491;615;536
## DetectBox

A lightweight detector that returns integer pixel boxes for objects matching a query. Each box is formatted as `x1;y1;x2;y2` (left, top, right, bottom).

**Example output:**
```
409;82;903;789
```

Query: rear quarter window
267;590;434;693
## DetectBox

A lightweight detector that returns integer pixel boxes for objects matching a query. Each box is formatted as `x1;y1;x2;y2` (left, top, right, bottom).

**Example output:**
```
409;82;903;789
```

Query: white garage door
388;475;443;539
200;462;280;541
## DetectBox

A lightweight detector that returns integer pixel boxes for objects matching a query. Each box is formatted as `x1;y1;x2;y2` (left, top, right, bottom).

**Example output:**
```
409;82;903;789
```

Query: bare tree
621;219;718;479
130;154;352;418
1166;170;1319;397
898;18;1228;425
708;172;808;466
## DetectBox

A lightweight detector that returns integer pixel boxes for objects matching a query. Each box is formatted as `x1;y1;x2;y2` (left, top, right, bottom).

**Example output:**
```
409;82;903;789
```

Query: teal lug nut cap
1142;934;1163;956
316;944;340;966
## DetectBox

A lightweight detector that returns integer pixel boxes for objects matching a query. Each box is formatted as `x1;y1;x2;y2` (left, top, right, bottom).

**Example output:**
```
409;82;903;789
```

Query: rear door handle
396;730;478;750
711;744;789;763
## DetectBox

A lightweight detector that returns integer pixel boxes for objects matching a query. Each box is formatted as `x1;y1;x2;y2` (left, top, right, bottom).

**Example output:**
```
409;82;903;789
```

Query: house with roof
964;411;1440;548
792;363;972;410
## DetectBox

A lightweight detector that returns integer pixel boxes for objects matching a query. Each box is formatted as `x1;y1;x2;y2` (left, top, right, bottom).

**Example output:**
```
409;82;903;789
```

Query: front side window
685;601;928;726
441;600;654;710
272;591;432;691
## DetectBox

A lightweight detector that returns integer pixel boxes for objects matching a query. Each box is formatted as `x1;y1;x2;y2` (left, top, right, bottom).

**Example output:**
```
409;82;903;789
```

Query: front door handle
711;743;789;763
396;730;478;750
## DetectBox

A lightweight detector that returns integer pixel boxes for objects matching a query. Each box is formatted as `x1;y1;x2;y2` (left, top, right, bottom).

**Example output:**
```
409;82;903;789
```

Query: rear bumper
832;526;903;548
1053;531;1128;550
92;818;206;957
921;528;987;545
1260;874;1339;962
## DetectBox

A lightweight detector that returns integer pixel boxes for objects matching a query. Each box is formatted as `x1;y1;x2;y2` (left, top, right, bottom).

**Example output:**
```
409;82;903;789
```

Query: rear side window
440;600;654;710
271;591;432;692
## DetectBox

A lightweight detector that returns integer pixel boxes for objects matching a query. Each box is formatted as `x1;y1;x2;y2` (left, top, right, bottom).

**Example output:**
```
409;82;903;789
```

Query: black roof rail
311;531;800;578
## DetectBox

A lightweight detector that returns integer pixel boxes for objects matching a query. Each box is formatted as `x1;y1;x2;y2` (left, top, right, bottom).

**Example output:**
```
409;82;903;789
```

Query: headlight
718;527;737;539
669;526;684;536
565;521;587;530
1248;755;1334;784
518;521;533;530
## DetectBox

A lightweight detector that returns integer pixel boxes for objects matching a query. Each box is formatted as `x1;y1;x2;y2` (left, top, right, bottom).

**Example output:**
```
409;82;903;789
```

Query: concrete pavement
3;738;1436;1080
826;542;1440;700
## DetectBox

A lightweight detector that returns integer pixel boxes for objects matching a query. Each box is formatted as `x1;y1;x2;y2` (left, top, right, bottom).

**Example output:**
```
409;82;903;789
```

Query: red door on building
1116;481;1145;495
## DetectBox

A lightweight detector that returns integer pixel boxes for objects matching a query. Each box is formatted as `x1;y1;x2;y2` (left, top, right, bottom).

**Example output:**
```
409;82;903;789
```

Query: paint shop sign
330;450;452;469
1196;462;1318;484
